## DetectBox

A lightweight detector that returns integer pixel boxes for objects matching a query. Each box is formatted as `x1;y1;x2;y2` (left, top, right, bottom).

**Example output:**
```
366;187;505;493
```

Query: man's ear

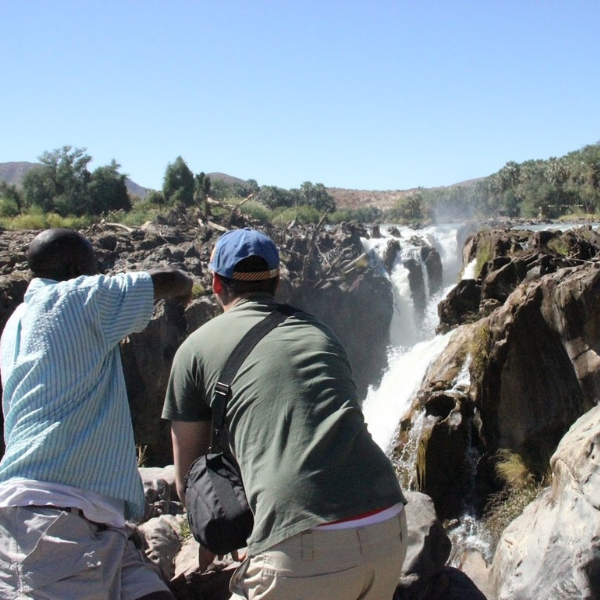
212;273;223;295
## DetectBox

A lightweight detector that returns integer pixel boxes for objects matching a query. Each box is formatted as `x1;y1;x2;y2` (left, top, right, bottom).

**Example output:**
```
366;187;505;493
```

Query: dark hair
27;229;97;281
218;256;279;297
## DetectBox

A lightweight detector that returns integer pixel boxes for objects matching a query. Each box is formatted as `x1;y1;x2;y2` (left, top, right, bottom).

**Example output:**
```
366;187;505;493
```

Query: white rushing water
361;223;466;452
361;222;490;563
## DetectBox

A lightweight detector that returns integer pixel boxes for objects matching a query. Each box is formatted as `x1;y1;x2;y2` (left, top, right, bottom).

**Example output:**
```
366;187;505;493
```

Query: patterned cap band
231;268;280;281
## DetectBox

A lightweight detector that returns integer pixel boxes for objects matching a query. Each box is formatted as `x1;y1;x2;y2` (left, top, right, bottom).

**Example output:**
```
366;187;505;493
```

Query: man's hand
198;545;217;572
149;268;193;302
198;546;246;572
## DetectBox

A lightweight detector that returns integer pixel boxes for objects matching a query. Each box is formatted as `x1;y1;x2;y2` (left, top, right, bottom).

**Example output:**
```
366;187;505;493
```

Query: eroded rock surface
490;403;600;599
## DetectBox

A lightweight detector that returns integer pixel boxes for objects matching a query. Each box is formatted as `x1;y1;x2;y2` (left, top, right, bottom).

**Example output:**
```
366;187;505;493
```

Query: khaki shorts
230;509;407;600
0;506;170;599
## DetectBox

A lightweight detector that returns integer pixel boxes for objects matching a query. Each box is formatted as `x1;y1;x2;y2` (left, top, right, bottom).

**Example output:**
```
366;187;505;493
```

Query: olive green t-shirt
162;294;405;555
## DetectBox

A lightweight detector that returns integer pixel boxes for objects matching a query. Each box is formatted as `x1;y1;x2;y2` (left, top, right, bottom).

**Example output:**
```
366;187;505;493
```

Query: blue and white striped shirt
0;272;154;519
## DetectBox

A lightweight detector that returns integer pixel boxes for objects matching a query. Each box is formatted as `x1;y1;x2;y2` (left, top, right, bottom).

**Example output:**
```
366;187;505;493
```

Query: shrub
46;213;92;229
0;198;19;218
108;207;161;227
239;200;272;224
271;205;323;227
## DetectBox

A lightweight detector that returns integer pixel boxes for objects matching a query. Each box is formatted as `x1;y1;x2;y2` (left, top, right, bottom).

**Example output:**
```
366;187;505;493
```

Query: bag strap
211;303;296;450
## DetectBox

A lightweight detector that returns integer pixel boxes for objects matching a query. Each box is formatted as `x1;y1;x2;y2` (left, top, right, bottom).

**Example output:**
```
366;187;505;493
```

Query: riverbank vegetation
388;142;600;224
1;142;599;229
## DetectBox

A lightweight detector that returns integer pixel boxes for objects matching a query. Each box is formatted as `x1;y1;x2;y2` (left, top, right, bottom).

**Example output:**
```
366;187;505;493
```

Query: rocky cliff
396;223;600;597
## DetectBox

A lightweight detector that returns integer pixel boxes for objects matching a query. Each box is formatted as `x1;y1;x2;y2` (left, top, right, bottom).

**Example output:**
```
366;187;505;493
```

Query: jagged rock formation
438;225;600;332
392;224;600;597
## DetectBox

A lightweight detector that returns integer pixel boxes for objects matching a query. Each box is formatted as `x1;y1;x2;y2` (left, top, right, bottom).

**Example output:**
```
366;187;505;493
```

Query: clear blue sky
2;1;599;192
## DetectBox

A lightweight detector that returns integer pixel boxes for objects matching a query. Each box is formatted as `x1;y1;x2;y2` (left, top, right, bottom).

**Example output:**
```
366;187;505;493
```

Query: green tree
257;185;295;209
146;189;166;207
194;172;212;218
230;178;259;199
298;182;336;211
163;156;194;206
22;146;93;215
567;143;600;213
391;193;425;222
88;160;132;214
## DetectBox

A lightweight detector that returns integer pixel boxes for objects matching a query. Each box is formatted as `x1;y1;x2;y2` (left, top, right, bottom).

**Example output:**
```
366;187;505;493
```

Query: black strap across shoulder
211;304;296;447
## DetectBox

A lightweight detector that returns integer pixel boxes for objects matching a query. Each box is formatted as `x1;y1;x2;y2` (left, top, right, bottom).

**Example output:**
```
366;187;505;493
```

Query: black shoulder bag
184;304;296;555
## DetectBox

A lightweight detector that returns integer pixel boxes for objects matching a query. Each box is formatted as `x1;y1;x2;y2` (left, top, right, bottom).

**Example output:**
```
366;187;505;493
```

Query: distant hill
207;172;247;186
0;161;483;210
0;162;39;187
327;177;483;211
0;161;149;199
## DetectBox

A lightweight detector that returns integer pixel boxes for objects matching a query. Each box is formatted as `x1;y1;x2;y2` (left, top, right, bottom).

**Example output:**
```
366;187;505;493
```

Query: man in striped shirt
0;228;193;600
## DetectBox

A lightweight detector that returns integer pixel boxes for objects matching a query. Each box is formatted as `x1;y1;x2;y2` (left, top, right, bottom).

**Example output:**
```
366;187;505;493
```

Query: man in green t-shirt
163;228;407;599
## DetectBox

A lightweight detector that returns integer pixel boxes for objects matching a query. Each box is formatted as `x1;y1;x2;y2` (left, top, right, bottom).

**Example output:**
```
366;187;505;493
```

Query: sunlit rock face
490;403;600;600
479;264;600;460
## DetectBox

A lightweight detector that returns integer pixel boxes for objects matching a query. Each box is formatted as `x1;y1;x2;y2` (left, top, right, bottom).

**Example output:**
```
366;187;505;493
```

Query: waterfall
362;223;467;456
362;224;463;350
362;333;453;454
362;222;590;571
362;223;492;557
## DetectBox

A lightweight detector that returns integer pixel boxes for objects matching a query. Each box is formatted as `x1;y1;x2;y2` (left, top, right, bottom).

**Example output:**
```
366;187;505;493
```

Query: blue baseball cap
209;228;280;281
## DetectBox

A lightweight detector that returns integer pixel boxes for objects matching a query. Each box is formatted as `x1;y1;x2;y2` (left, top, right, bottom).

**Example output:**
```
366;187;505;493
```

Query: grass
558;211;600;222
136;444;149;467
480;449;550;549
106;207;162;227
547;236;570;256
467;322;492;383
179;518;192;540
191;283;206;297
0;210;94;230
494;449;534;489
474;234;494;279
